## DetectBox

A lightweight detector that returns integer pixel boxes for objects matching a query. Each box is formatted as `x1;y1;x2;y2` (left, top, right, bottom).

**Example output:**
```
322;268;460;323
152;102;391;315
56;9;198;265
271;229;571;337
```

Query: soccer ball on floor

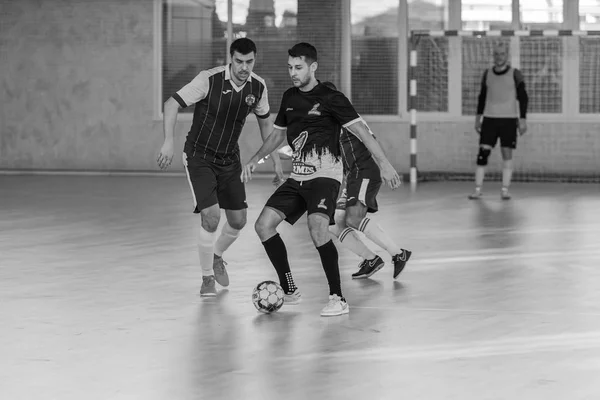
252;280;285;313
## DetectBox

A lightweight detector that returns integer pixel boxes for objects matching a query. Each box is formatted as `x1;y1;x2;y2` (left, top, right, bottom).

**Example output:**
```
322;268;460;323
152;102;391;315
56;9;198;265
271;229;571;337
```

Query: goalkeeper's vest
482;66;519;118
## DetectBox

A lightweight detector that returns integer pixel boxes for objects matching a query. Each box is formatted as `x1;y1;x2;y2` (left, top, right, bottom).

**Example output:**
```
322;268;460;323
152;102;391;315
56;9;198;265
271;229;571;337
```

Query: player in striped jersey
469;42;529;200
320;82;412;280
157;38;284;297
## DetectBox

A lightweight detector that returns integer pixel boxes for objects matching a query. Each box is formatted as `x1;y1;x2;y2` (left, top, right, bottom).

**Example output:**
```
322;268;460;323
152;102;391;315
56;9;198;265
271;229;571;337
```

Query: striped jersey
173;65;270;165
274;83;361;183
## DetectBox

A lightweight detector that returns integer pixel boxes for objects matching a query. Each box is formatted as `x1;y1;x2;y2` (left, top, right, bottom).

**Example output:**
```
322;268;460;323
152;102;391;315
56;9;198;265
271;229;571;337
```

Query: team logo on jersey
291;131;309;159
245;94;256;107
317;198;327;209
308;103;321;116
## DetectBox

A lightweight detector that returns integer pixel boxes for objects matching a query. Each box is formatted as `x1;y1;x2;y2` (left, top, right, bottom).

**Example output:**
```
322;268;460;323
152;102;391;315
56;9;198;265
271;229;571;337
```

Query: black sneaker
352;255;385;279
392;250;412;279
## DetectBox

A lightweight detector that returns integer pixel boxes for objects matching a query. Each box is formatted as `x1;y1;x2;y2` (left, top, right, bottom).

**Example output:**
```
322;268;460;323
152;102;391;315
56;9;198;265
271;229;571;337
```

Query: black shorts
265;177;341;225
480;117;518;149
183;152;247;213
336;161;381;213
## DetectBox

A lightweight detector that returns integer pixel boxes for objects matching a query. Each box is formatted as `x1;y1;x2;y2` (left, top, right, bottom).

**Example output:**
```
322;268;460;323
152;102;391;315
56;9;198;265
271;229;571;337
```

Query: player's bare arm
345;121;401;189
257;116;285;184
157;97;180;170
241;128;287;183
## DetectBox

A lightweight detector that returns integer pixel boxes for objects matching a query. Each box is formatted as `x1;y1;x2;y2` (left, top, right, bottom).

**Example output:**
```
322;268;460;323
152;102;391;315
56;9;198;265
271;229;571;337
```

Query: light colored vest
483;67;519;118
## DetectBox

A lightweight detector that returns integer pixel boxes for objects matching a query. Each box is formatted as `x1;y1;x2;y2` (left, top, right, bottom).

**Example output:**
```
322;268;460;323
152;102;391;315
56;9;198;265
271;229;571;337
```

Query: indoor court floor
2;174;600;400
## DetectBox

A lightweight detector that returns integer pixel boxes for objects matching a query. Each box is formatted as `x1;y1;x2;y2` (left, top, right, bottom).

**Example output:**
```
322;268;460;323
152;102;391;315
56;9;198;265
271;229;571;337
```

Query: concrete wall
1;0;599;178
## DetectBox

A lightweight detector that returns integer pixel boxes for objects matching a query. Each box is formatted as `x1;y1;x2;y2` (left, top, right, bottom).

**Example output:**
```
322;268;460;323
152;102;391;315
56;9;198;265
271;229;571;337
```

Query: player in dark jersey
157;38;284;297
241;43;401;317
469;42;529;200
319;82;412;280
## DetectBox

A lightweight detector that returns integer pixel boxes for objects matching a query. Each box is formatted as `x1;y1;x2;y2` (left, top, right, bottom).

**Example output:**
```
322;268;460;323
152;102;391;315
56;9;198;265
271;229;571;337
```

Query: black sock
316;240;343;298
262;233;297;294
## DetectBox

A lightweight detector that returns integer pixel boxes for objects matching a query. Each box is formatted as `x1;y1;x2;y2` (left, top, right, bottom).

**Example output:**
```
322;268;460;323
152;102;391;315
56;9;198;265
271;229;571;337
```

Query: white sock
475;166;485;188
502;160;513;188
214;222;241;258
337;227;377;260
198;226;216;276
358;217;401;257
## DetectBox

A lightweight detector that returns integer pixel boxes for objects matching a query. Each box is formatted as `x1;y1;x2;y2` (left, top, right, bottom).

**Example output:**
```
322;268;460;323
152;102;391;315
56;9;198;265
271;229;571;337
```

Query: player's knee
228;216;246;230
476;147;491;166
200;212;220;232
344;214;362;230
344;204;367;230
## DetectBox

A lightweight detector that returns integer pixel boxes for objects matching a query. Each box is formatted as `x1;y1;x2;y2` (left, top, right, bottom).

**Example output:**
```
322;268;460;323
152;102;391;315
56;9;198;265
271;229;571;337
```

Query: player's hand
272;166;286;188
157;140;174;170
241;159;258;183
475;118;482;133
518;118;527;135
380;163;402;190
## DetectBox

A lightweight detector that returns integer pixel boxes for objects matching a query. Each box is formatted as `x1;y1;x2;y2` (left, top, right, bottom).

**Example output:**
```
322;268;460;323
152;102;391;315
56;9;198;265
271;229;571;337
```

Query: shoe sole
393;253;412;279
320;306;350;317
215;279;229;287
352;263;385;279
200;292;217;297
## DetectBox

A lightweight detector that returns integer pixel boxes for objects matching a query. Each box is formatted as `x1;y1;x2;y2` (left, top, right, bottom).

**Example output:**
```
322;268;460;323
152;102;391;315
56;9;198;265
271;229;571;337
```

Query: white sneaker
501;187;511;200
320;294;349;317
468;188;482;200
284;289;301;305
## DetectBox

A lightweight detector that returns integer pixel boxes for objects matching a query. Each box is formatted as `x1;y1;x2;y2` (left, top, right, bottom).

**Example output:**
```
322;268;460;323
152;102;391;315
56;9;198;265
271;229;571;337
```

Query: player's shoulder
250;71;267;88
194;65;226;82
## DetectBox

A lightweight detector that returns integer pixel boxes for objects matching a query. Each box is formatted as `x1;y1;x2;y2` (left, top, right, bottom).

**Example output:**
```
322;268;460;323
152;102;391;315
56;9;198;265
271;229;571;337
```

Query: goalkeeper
469;42;529;200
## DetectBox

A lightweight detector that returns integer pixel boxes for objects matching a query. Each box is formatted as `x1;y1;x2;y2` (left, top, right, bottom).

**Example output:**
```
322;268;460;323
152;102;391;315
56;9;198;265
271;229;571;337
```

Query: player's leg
255;179;305;304
211;161;248;286
499;119;518;200
183;153;221;297
469;118;497;199
303;178;349;317
346;176;411;279
329;186;378;263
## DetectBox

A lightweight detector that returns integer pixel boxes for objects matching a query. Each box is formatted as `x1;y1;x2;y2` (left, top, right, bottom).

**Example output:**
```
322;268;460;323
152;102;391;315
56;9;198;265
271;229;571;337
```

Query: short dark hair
288;42;318;65
230;38;257;57
321;81;337;91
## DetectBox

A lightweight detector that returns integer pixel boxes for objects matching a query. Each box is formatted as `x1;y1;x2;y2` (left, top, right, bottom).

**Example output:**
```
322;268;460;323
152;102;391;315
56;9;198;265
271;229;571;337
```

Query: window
351;0;399;115
162;0;227;114
520;0;563;29
461;0;512;30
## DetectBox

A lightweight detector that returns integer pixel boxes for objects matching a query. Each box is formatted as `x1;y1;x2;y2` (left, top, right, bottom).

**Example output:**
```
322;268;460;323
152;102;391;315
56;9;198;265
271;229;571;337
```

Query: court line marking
350;306;600;317
275;331;600;362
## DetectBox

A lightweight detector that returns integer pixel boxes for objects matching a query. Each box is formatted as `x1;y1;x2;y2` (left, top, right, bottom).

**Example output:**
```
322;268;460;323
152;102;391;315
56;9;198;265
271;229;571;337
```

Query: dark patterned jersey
173;65;270;166
339;117;377;176
273;83;361;182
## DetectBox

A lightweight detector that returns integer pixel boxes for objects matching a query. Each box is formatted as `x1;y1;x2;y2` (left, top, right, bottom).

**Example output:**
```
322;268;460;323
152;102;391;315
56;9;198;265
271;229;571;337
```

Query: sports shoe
468;188;482;200
284;289;301;305
392;249;412;279
320;294;349;317
351;255;385;279
200;275;217;297
213;256;229;287
501;187;511;200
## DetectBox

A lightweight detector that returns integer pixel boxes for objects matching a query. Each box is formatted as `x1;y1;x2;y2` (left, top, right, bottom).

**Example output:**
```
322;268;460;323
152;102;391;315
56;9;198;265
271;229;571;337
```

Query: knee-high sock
335;227;377;260
502;160;513;188
214;222;241;258
198;226;217;276
317;240;342;297
261;233;297;294
475;166;485;188
358;217;402;257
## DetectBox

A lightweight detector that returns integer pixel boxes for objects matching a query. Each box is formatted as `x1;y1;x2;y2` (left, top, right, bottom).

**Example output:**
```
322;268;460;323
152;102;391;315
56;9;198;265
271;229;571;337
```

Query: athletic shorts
336;160;381;213
265;177;341;225
480;117;518;149
183;152;247;213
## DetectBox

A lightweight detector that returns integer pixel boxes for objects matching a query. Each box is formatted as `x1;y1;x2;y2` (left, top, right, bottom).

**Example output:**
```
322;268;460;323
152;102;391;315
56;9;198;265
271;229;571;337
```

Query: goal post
408;29;600;185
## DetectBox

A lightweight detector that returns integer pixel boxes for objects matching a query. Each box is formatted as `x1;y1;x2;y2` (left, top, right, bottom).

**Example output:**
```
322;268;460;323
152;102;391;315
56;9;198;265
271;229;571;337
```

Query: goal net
409;30;600;183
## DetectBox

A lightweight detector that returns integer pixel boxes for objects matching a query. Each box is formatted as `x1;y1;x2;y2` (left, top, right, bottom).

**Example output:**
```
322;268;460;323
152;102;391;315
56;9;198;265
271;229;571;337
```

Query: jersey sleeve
273;91;289;130
327;91;361;128
173;70;210;108
253;86;270;119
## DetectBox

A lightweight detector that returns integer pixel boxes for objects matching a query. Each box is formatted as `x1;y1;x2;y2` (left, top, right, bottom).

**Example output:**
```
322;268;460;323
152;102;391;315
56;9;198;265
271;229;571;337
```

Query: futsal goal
408;30;600;184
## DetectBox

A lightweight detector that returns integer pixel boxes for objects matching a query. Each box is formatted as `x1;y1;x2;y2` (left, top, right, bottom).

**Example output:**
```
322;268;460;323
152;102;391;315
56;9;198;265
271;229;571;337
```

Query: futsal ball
252;280;285;313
